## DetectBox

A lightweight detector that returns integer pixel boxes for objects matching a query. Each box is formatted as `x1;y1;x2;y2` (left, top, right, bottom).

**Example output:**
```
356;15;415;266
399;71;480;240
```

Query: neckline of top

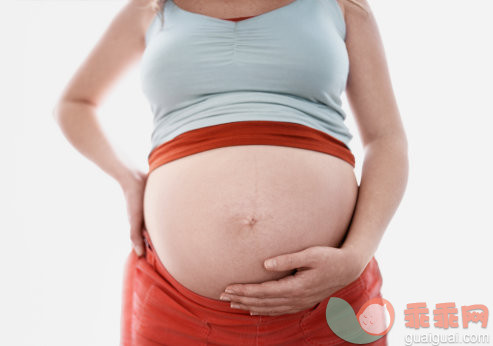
168;0;303;25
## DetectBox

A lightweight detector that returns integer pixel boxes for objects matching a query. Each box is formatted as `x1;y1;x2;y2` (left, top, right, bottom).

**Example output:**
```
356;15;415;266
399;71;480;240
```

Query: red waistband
147;121;355;174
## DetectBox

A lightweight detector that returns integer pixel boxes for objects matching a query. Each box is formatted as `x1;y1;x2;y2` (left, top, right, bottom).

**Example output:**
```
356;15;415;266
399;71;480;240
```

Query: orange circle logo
356;297;395;336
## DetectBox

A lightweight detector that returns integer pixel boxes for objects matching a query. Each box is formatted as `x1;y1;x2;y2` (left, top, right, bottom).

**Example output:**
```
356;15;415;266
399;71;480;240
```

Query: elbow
386;132;409;175
52;102;61;122
52;100;64;125
395;130;409;157
364;129;408;153
388;131;409;160
51;98;95;124
399;131;409;162
52;96;67;123
363;130;409;171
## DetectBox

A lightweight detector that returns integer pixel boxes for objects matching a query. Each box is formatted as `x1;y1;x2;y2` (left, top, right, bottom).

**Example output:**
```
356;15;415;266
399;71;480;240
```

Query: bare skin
171;0;306;18
53;0;408;316
144;145;358;298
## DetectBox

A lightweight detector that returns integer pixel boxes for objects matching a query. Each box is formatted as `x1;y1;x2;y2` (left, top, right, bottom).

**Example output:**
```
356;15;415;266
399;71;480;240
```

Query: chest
141;0;348;106
172;0;300;19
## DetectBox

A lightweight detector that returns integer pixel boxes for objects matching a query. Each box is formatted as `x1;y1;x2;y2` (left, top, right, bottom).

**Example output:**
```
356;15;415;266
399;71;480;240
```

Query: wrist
117;167;147;191
340;244;372;284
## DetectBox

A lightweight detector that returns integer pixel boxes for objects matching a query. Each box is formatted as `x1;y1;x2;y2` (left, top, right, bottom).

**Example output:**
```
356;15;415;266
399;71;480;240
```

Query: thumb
264;248;313;271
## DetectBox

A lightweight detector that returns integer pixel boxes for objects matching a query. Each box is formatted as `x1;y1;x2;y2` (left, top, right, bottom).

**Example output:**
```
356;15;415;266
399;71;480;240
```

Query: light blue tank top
141;0;351;153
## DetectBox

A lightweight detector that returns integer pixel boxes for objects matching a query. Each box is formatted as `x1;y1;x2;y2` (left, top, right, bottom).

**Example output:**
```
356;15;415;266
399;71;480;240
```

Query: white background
2;0;492;345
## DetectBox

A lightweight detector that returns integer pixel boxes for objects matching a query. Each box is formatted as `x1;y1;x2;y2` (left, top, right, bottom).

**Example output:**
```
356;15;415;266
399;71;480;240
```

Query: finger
229;302;296;316
130;218;145;257
220;294;291;308
264;246;321;272
225;273;304;298
249;306;302;316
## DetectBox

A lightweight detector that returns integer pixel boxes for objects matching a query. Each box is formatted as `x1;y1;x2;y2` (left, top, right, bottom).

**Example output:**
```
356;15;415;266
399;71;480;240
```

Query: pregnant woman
53;0;408;344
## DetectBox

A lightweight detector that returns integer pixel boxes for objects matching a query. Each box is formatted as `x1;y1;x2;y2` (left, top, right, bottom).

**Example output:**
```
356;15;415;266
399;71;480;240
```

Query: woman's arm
53;0;154;186
52;0;157;255
340;0;409;280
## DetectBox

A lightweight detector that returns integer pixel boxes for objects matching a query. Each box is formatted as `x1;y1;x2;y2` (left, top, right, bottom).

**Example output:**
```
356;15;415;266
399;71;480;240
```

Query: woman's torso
141;0;356;300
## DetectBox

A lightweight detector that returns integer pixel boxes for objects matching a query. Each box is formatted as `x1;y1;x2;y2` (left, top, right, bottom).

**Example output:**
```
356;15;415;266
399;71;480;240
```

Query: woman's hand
119;169;148;257
219;246;366;316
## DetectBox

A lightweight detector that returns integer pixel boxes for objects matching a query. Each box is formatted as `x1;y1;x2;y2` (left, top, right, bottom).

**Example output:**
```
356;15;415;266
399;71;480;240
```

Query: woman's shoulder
127;0;160;40
339;0;372;19
56;0;158;107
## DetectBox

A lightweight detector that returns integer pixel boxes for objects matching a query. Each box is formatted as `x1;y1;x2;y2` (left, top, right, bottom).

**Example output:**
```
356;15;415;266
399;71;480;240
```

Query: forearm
341;133;409;278
52;100;137;188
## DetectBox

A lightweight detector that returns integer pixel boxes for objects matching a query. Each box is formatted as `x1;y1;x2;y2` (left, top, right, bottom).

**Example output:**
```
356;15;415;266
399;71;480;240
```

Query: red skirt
120;229;387;345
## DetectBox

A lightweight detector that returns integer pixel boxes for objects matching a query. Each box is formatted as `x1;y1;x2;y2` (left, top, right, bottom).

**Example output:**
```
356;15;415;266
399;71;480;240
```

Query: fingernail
250;312;258;315
219;294;230;301
134;246;144;257
230;303;240;309
265;259;276;269
225;288;235;294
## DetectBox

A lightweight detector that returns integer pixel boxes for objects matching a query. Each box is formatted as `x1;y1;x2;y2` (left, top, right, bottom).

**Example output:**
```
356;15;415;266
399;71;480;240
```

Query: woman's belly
143;145;358;300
